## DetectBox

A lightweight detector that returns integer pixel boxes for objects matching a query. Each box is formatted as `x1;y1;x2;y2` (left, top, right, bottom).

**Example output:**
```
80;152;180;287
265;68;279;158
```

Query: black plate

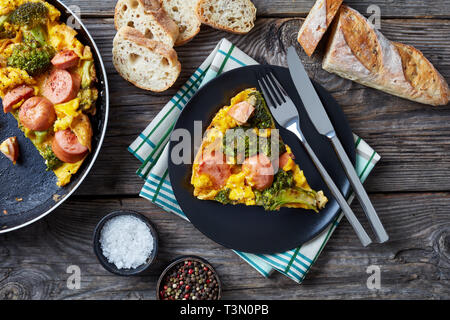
168;65;355;254
0;0;109;233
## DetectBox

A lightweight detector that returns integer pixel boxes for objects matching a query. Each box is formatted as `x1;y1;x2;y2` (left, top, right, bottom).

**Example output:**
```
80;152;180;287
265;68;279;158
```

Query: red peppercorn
179;281;184;285
184;294;189;299
206;279;211;284
188;269;194;274
164;285;168;290
203;267;208;271
188;261;192;266
186;285;191;291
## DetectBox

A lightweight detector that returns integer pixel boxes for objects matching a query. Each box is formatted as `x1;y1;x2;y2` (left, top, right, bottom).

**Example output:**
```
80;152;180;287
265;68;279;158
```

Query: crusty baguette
322;5;449;106
196;0;257;34
112;26;181;92
160;0;201;46
297;0;343;57
114;0;179;47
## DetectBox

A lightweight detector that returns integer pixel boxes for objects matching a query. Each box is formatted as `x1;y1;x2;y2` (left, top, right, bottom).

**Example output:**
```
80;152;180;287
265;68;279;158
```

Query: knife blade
286;47;335;137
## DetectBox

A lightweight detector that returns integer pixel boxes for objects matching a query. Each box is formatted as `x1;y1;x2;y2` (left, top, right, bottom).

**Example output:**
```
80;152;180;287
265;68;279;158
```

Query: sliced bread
114;0;179;47
297;0;344;56
196;0;257;34
160;0;202;46
113;26;181;92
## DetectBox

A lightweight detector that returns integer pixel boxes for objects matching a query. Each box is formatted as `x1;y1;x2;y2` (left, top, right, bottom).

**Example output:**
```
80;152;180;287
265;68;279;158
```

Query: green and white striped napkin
129;38;380;283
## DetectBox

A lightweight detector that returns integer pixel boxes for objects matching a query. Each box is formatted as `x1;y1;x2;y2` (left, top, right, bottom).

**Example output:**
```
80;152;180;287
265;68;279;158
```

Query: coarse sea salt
100;215;154;270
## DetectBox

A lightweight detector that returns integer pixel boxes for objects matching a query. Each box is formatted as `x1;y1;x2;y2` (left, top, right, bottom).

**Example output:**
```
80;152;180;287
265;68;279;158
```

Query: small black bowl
156;256;222;300
93;210;158;276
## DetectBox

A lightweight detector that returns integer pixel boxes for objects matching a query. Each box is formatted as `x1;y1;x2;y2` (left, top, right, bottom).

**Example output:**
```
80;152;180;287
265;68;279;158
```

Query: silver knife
287;46;389;243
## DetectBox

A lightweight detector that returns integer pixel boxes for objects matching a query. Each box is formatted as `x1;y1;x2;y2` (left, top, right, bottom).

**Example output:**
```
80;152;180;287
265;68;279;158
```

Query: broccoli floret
7;40;55;75
248;91;275;129
222;126;286;162
257;171;319;211
9;2;49;46
78;87;98;114
81;60;94;89
41;146;62;171
9;2;48;28
264;188;320;212
28;26;46;46
33;130;48;144
214;189;232;205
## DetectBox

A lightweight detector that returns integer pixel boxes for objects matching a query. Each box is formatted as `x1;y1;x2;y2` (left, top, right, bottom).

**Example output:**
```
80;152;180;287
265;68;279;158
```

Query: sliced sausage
52;129;88;163
2;85;34;113
197;150;231;188
42;69;81;104
242;153;274;191
227;101;255;125
19;97;56;131
51;50;80;69
0;137;19;164
278;151;295;170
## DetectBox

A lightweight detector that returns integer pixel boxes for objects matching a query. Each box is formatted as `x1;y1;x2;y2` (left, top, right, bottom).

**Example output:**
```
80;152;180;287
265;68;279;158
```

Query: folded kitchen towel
128;38;381;283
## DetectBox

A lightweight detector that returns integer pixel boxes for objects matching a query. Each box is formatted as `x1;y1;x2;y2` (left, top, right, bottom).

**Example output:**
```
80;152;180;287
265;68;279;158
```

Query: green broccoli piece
214;189;232;205
78;87;98;113
7;40;55;75
222;126;286;162
248;91;275;129
33;130;48;144
81;60;94;89
28;26;46;46
256;171;319;211
9;2;49;46
9;2;48;28
264;188;320;212
41;146;62;171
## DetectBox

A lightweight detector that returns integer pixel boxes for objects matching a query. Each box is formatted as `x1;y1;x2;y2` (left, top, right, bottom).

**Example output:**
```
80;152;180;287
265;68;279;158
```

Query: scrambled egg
0;0;97;186
0;67;35;96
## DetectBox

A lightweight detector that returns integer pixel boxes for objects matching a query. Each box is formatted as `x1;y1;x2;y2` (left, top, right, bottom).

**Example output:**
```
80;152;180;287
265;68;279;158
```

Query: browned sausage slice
0;137;19;164
52;129;88;163
242;153;274;191
51;50;80;69
42;69;81;104
197;150;231;188
2;85;34;113
19;97;56;131
227;101;255;125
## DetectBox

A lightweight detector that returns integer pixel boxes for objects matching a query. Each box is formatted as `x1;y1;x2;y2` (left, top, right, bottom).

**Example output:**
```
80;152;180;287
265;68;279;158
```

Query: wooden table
1;0;449;300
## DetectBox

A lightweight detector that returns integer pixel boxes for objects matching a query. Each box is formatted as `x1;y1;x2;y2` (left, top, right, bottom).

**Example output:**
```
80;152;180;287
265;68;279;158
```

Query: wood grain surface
0;0;449;300
63;0;450;18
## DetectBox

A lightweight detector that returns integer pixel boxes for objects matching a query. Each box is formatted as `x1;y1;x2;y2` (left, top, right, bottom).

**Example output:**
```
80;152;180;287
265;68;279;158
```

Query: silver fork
258;72;372;247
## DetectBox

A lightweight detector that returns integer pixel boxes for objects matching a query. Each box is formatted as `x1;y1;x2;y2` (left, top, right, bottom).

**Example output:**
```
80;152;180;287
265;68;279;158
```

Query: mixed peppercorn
159;259;220;300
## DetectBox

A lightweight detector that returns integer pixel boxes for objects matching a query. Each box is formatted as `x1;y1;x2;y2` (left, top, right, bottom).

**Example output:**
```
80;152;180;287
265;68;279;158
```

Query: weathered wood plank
0;194;448;299
72;17;450;196
63;0;450;18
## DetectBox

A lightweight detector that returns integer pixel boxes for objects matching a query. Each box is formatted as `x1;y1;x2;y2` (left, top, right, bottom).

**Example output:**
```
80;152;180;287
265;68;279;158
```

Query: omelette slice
0;0;98;186
191;88;328;212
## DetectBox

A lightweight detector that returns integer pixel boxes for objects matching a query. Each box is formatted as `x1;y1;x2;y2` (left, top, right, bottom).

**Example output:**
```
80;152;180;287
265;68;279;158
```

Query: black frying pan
168;65;355;254
0;0;109;233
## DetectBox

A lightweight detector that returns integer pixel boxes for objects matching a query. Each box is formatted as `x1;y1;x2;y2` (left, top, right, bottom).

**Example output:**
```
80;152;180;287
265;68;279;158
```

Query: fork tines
258;72;287;107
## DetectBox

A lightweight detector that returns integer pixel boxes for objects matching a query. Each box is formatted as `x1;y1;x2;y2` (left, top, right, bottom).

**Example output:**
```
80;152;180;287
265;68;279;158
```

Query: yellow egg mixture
191;88;326;210
0;0;98;186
